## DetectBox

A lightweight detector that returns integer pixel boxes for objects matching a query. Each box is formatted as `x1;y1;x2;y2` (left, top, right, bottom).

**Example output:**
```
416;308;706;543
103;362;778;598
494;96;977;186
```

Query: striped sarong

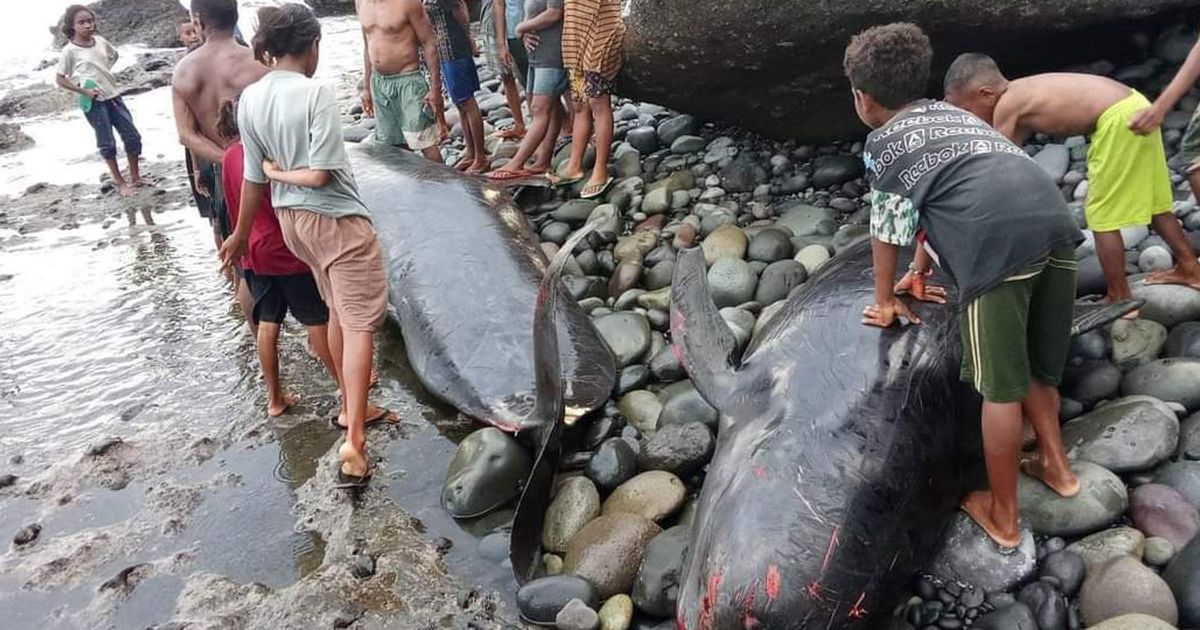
562;0;625;81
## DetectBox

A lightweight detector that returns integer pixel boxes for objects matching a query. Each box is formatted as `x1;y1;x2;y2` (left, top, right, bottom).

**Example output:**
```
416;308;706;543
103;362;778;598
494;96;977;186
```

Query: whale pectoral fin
1070;299;1144;337
670;247;742;407
510;223;597;584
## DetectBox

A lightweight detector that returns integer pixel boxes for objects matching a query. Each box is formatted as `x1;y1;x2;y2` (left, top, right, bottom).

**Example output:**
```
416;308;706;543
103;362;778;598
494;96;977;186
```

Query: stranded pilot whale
666;242;1136;629
349;144;616;434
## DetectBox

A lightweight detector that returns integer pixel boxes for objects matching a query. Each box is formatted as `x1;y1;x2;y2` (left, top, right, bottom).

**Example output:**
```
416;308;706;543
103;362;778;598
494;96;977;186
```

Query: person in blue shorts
424;0;489;172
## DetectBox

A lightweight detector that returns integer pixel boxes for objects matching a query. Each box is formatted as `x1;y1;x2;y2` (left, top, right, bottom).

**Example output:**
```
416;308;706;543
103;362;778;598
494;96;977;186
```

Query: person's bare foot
453;154;474;171
338;441;370;478
466;157;491;174
1147;265;1200;290
370;367;379;389
118;183;136;197
961;490;1022;549
1021;455;1081;498
267;392;299;418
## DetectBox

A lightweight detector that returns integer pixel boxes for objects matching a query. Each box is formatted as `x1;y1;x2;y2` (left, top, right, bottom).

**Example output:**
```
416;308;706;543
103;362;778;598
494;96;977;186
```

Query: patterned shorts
569;69;615;102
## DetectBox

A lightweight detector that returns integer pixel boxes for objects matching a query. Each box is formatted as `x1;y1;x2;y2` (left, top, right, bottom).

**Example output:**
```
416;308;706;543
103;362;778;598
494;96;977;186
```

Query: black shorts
243;270;330;326
188;155;232;239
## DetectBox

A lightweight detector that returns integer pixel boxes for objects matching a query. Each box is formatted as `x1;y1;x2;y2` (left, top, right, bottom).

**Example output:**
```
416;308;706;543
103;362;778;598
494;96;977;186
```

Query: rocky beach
2;1;1200;629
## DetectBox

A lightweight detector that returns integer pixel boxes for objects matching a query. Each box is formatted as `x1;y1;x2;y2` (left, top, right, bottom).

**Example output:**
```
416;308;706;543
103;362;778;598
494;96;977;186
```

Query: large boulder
1018;460;1127;536
563;513;662;599
308;0;358;16
1059;396;1179;473
1122;359;1200;411
1079;556;1179;627
619;0;1200;141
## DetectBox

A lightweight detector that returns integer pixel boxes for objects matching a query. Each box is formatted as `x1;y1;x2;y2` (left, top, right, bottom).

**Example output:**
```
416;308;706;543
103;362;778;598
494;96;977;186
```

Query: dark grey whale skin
668;241;1135;630
348;143;615;433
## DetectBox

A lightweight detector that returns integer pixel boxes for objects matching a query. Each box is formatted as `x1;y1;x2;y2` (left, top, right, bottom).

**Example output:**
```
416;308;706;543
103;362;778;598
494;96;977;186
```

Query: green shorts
1179;104;1200;174
960;247;1078;403
371;69;439;151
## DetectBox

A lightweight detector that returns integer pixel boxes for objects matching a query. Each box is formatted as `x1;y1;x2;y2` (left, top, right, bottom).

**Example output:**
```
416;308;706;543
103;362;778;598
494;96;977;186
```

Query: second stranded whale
665;242;1135;629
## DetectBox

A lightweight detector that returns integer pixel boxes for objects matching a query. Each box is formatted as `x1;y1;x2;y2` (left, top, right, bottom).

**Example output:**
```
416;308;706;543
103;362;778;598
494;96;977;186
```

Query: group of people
848;23;1200;548
53;0;627;491
55;2;1200;518
356;0;625;199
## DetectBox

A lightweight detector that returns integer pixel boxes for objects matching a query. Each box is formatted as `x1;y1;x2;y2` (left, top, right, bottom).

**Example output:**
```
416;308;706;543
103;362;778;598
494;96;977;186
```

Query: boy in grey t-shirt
221;4;392;491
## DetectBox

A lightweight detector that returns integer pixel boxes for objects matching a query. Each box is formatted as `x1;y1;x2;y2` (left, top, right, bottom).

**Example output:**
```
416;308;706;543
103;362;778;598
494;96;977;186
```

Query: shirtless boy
945;55;1200;310
173;0;268;247
356;0;444;162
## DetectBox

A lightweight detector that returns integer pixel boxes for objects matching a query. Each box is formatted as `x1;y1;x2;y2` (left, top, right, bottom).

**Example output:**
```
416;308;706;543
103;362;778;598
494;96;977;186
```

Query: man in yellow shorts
944;54;1200;310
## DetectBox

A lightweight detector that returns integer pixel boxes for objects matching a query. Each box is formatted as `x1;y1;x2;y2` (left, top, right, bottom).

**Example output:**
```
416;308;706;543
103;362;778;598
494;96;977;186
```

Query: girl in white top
55;5;142;197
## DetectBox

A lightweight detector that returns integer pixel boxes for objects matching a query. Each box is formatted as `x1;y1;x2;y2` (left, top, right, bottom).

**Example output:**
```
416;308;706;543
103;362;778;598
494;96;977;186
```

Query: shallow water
0;11;519;630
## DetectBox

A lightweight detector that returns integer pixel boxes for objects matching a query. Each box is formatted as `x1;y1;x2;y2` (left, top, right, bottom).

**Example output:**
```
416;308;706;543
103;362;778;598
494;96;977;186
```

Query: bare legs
1146;203;1200;289
453;98;490;173
327;305;375;478
494;93;560;175
500;74;526;136
562;94;615;195
1093;230;1133;303
963;380;1079;548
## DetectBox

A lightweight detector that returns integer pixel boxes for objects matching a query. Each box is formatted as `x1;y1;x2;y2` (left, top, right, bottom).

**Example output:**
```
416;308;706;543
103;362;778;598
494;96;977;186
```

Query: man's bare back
357;0;425;74
997;73;1133;143
172;34;268;163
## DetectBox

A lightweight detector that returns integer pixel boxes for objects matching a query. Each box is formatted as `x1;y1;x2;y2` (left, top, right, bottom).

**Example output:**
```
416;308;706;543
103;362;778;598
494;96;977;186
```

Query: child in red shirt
218;99;335;417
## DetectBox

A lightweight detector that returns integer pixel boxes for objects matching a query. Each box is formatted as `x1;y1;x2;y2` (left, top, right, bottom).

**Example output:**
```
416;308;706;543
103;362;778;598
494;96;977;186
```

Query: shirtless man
173;0;268;247
173;0;267;321
945;54;1200;311
357;0;444;162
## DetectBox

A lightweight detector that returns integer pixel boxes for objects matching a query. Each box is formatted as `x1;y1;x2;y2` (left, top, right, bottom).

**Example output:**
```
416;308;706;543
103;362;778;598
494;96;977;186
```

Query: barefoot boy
424;0;489;172
357;0;445;163
218;99;338;418
945;54;1200;305
846;23;1083;548
56;5;142;197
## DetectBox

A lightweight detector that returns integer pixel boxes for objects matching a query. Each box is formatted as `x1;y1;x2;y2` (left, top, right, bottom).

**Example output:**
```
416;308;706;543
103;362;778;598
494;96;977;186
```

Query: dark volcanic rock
636;422;715;477
586;438;638;494
1165;535;1200;628
517;575;601;625
619;0;1195;141
811;155;865;189
632;525;690;618
1016;581;1068;630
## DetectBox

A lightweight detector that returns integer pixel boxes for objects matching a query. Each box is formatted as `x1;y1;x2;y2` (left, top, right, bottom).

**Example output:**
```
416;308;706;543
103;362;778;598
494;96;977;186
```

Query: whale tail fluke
510;223;597;585
670;247;743;410
1070;298;1144;337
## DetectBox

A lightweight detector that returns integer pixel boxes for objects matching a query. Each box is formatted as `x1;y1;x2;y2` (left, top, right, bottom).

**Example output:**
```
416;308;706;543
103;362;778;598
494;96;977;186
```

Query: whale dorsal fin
670;247;742;408
509;222;597;585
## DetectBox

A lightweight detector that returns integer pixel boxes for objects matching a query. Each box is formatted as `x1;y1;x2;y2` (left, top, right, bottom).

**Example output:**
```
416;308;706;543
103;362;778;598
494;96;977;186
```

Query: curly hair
60;5;94;40
216;98;240;141
252;4;321;64
843;23;933;110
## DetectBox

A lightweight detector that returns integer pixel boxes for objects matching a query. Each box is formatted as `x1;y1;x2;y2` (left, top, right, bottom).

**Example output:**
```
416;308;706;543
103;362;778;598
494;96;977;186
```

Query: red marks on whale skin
848;592;868;621
819;527;841;574
754;465;767;479
697;571;723;630
765;565;781;601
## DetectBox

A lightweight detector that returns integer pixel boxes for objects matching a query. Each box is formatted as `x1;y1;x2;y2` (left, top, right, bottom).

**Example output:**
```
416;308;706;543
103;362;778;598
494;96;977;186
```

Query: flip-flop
334;465;373;491
580;177;615;200
549;174;585;189
488;169;531;182
329;407;397;431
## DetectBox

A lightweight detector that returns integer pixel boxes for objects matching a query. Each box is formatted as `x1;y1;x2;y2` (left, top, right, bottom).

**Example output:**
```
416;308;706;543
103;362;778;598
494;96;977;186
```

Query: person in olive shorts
846;23;1085;549
358;0;444;163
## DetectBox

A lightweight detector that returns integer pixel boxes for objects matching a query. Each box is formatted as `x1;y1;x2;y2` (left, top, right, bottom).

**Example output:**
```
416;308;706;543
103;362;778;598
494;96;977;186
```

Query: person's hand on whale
894;270;947;304
862;297;921;328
